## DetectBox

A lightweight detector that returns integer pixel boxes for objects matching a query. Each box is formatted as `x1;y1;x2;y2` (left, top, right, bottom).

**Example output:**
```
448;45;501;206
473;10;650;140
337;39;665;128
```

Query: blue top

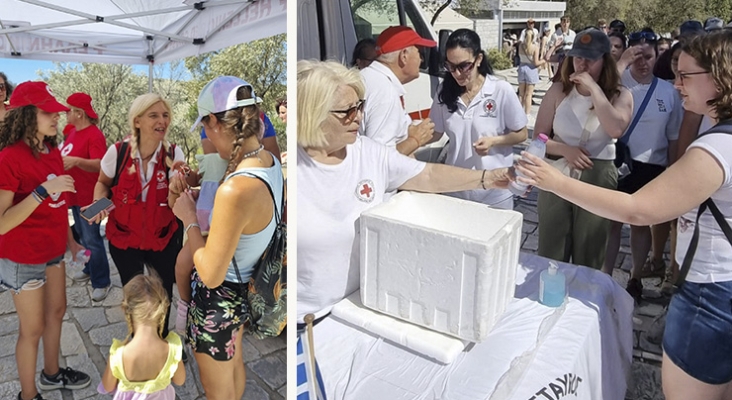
221;155;284;283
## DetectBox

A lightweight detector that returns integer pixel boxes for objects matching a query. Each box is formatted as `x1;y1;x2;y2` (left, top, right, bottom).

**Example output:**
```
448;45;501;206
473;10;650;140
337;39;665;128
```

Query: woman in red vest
0;81;91;400
88;93;185;339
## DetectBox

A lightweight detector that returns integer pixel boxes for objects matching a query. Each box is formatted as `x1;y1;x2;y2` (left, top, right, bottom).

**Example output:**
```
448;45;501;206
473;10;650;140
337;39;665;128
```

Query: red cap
63;123;75;136
8;81;69;113
375;26;437;55
67;92;98;119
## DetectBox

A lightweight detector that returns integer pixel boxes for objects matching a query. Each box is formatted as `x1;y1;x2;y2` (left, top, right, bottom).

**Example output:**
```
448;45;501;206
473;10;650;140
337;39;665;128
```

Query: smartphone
80;197;115;222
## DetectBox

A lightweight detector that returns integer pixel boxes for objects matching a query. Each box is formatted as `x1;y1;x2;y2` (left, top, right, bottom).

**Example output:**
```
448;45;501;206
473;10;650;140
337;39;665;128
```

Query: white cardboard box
360;192;522;342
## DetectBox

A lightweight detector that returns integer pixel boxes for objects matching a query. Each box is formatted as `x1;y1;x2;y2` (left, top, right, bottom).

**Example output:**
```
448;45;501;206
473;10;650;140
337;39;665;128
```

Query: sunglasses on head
628;31;657;43
330;99;365;121
444;58;477;74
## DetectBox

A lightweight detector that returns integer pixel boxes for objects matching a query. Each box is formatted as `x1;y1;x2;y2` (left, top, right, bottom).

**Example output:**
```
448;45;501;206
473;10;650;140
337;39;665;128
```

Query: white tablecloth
311;253;634;400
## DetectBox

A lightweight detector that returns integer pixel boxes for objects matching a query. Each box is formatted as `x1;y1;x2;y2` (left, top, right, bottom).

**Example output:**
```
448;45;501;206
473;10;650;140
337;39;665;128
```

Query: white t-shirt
519;27;539;44
359;61;412;147
430;76;527;206
550;29;576;53
676;133;732;283
297;137;426;321
620;70;682;166
100;141;185;202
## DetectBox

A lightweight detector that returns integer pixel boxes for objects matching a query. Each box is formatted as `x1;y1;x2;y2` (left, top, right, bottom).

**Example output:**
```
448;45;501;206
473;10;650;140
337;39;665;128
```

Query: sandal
638;257;666;279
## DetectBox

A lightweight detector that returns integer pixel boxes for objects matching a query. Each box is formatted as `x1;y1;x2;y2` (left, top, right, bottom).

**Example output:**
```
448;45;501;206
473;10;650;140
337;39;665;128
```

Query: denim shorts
663;280;732;384
0;255;63;293
517;63;540;85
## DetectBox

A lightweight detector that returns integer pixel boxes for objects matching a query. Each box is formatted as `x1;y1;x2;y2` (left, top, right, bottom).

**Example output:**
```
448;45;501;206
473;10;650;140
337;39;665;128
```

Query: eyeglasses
444;58;477;74
676;70;710;83
0;83;5;90
330;99;365;121
628;31;657;43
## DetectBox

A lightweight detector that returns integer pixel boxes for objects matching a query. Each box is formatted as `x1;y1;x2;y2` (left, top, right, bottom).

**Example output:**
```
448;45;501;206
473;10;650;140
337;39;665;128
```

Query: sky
1;59;163;85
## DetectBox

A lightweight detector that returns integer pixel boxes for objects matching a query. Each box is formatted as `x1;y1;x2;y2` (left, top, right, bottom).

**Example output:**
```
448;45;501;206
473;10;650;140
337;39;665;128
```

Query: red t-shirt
60;125;107;206
0;141;68;264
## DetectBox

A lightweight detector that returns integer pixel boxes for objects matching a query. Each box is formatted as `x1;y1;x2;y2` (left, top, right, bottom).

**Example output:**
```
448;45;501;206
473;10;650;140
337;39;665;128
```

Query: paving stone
242;378;270;400
101;287;124;307
248;335;286;356
60;321;87;356
88;322;127;346
66;286;92;308
71;307;108;332
105;307;125;324
0;333;16;358
0;381;20;399
0;291;15;315
241;337;261;361
0;355;18;383
638;333;663;356
277;384;287;399
248;355;286;389
522;233;539;252
636;303;664;317
0;314;18;336
522;220;537;235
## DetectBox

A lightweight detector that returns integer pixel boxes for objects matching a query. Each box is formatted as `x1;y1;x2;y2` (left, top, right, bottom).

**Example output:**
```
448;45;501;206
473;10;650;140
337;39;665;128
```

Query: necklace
462;76;485;105
242;144;264;160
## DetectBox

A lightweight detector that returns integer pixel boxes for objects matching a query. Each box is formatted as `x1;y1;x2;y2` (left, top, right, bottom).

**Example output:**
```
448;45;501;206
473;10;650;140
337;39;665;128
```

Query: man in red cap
359;25;437;156
60;92;111;302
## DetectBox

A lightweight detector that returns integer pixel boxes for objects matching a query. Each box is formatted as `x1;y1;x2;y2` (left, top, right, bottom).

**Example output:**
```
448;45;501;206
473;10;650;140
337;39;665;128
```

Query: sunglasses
444;58;477;74
330;99;365;121
628;31;657;43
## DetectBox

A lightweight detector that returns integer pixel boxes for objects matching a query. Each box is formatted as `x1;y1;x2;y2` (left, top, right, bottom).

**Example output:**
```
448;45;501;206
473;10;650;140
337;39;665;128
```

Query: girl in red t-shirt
0;81;91;400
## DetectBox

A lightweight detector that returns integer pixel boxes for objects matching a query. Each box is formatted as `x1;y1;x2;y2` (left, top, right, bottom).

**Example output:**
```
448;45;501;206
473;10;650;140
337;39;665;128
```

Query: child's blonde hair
121;272;169;341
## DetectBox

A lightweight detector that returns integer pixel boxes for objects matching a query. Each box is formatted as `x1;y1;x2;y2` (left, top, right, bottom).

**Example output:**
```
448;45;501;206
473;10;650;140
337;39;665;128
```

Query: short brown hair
561;15;571;23
681;30;732;121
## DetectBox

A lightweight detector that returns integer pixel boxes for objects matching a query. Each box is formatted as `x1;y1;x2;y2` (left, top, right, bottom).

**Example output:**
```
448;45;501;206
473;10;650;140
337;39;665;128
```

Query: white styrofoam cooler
360;192;522;342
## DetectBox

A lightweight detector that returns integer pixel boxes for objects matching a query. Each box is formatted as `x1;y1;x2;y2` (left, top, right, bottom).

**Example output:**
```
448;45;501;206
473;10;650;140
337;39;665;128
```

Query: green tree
185;34;287;151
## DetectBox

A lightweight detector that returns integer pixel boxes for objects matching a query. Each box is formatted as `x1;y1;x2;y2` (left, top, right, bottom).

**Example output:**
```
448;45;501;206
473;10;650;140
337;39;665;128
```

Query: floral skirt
188;269;251;361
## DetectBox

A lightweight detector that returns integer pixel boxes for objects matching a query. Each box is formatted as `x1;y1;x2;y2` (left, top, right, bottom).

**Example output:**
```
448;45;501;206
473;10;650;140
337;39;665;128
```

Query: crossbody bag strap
677;200;708;286
621;77;658;145
111;141;131;188
706;199;732;246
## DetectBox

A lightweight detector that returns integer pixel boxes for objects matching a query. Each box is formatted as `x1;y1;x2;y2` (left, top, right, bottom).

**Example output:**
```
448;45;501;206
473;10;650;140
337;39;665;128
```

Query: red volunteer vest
106;143;178;251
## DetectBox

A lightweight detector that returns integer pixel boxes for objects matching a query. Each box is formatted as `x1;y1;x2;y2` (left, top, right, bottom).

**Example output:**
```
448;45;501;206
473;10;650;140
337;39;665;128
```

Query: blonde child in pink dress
98;274;185;399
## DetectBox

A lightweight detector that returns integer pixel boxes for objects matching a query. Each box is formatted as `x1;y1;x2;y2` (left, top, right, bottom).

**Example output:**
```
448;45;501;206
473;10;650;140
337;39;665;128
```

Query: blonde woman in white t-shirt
518;30;732;400
296;60;514;323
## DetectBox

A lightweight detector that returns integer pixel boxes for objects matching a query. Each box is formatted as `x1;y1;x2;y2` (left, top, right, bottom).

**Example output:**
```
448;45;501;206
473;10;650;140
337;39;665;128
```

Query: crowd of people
299;15;732;400
0;72;284;400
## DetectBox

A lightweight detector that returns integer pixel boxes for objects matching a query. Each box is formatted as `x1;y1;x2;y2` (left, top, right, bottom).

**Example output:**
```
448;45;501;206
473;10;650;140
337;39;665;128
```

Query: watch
35;185;50;199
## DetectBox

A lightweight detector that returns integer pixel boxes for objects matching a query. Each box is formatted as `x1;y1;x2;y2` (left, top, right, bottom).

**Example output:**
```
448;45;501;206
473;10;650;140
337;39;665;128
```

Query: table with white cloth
311;253;634;400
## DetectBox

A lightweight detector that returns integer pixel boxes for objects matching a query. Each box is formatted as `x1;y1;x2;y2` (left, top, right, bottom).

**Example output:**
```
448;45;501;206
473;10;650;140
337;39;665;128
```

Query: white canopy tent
0;0;286;89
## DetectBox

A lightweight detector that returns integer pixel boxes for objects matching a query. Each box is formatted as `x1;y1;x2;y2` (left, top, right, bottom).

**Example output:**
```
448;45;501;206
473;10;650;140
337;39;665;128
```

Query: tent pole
148;62;153;93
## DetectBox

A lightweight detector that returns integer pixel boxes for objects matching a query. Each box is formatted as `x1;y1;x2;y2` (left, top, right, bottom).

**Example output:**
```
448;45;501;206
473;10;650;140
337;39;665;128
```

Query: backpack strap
111;141;131;188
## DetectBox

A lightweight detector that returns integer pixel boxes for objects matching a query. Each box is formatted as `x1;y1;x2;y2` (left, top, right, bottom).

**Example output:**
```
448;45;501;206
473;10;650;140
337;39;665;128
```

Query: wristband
35;185;49;199
184;223;200;236
480;170;487;190
30;191;44;204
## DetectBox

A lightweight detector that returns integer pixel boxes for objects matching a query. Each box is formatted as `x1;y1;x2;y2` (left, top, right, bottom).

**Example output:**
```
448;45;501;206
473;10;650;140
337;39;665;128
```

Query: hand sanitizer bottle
540;261;566;307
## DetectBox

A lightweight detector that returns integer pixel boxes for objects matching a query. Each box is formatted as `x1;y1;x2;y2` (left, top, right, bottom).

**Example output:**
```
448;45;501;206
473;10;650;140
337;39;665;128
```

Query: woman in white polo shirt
429;29;528;210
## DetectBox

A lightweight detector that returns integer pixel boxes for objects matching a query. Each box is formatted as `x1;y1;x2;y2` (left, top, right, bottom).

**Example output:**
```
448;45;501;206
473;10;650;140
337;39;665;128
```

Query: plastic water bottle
509;133;549;196
65;249;91;269
540;261;566;307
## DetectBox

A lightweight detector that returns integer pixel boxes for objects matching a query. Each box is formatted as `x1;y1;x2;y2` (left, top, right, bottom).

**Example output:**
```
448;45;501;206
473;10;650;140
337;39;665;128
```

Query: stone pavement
0;220;286;400
494;68;666;400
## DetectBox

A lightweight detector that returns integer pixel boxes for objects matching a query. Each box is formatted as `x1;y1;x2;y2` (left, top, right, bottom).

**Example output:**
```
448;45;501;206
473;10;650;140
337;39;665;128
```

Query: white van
297;0;450;122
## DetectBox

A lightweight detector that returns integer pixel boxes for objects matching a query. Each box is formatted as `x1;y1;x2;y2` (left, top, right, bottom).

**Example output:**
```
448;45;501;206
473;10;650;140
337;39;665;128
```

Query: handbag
233;174;287;339
614;77;658;172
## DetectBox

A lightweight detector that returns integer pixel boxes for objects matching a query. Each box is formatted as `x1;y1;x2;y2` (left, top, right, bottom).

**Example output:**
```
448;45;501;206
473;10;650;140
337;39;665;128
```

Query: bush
486;48;513;71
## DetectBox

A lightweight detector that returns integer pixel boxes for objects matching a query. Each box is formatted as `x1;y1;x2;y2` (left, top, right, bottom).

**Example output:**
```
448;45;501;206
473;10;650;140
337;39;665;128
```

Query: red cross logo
360;183;373;198
486;102;493;111
355;179;376;203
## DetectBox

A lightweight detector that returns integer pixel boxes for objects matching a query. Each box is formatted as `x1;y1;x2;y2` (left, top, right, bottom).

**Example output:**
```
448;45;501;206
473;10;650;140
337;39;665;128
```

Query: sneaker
71;269;90;283
38;367;91;390
626;278;643;304
17;392;44;400
91;286;110;302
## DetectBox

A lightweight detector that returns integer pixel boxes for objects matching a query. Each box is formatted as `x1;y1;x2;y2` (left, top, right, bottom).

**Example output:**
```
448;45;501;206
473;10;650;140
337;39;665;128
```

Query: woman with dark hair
429;28;527;209
534;28;633;269
351;38;377;70
0;72;14;121
608;31;627;63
